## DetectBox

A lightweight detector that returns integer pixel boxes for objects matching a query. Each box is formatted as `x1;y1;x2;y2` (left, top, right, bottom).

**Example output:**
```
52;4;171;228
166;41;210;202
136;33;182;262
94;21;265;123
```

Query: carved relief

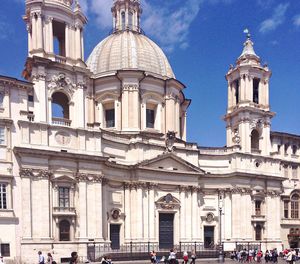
206;212;215;223
76;173;104;183
48;73;77;97
165;131;176;152
232;128;241;144
250;119;263;130
19;168;52;179
55;131;71;146
231;188;252;195
155;193;181;210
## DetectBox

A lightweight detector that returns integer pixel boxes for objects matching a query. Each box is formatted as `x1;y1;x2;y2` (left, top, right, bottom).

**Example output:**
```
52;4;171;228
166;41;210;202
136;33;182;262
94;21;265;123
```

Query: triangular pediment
137;152;205;174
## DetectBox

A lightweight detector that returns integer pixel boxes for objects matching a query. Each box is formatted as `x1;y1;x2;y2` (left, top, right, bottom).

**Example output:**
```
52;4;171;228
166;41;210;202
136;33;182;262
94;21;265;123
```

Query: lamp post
218;193;224;263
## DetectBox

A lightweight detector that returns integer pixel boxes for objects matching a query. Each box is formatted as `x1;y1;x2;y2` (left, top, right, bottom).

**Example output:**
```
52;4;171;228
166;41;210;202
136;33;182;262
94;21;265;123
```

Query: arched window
52;92;70;126
59;220;70;241
251;130;260;152
285;144;289;155
292;145;298;155
121;12;125;30
291;194;300;219
255;225;262;241
128;12;133;30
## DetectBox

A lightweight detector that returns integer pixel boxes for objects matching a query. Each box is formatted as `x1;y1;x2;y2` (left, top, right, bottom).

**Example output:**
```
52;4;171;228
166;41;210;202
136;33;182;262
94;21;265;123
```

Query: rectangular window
284;201;289;218
53;20;66;57
291;201;299;219
0;183;7;209
105;109;115;128
234;80;239;105
0;128;4;145
253;78;260;104
0;93;3;107
0;244;10;257
292;166;298;179
59;187;70;208
255;200;261;216
146;109;155;128
28;95;34;102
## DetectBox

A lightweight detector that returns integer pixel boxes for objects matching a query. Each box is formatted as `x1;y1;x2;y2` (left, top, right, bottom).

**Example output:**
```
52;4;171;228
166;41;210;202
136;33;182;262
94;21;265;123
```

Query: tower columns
225;33;274;154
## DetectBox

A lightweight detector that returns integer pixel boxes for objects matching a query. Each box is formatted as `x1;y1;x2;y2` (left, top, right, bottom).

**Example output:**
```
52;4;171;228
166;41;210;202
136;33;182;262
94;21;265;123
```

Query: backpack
183;255;188;261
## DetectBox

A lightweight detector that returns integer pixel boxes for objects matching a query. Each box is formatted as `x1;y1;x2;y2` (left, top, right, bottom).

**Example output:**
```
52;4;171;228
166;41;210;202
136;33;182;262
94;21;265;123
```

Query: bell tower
224;32;275;155
111;0;142;33
23;0;87;67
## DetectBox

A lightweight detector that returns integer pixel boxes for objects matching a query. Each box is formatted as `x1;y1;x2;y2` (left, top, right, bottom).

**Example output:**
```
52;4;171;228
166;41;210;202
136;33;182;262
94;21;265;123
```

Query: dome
86;31;175;79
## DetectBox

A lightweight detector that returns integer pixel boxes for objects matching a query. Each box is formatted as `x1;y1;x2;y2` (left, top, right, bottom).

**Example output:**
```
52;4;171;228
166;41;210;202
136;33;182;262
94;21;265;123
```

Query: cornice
14;146;109;163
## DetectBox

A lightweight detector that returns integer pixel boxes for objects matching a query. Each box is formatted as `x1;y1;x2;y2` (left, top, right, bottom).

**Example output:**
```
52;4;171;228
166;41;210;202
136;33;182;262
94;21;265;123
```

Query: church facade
0;0;299;263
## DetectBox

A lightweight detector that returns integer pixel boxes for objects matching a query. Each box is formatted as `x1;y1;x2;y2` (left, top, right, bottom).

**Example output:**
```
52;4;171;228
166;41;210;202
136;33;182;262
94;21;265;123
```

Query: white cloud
256;0;274;9
90;0;113;29
259;3;290;33
294;14;300;27
83;0;235;53
142;0;205;52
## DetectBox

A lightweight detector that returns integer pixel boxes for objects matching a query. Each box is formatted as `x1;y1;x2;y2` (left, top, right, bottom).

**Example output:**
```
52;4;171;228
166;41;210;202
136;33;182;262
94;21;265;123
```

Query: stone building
0;0;299;262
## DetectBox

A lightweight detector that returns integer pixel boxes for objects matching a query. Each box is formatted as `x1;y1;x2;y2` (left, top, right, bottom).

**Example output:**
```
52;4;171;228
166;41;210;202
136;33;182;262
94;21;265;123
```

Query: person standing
150;250;156;263
190;249;196;264
0;256;5;264
38;251;45;264
69;252;78;264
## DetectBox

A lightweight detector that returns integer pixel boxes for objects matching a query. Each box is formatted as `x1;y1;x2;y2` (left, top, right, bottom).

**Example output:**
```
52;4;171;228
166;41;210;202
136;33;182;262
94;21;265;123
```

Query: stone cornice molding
19;168;53;179
122;84;139;92
76;173;104;183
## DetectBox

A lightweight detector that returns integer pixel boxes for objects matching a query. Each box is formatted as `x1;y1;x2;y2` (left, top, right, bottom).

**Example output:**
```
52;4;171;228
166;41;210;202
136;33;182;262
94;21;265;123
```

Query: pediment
51;175;76;183
137;152;205;174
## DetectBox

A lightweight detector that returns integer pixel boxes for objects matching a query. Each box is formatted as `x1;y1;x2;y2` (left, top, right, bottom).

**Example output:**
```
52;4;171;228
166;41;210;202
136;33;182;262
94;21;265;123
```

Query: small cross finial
243;28;251;39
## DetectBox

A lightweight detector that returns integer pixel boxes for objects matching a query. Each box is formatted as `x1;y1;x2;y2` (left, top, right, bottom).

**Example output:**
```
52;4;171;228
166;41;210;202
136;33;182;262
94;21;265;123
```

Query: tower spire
111;0;142;33
237;29;260;65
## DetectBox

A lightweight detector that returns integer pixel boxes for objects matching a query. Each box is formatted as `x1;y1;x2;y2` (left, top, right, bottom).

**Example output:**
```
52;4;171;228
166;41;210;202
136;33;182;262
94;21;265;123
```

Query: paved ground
90;258;288;264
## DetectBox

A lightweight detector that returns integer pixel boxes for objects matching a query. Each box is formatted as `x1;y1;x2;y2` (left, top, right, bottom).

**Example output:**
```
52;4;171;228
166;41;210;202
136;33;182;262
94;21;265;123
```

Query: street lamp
218;193;224;263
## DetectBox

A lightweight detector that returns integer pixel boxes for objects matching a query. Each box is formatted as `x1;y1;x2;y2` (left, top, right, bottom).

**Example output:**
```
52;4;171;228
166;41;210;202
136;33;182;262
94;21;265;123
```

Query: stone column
37;12;43;50
20;172;32;239
136;184;143;240
31;14;37;50
224;192;232;240
180;187;186;240
75;24;81;60
81;29;84;60
148;184;156;241
65;24;70;58
49;17;53;53
124;183;131;241
78;180;87;240
27;24;32;53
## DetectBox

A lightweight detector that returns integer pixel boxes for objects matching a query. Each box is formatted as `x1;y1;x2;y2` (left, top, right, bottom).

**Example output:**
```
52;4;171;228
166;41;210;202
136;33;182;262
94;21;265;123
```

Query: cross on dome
112;0;143;33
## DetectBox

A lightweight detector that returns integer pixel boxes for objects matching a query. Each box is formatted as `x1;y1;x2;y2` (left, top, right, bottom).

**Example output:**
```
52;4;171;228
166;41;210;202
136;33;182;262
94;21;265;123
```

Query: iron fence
87;241;219;262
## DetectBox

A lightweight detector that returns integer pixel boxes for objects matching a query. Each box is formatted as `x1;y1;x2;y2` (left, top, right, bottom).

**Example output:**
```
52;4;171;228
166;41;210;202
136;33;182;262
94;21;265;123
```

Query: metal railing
87;241;219;262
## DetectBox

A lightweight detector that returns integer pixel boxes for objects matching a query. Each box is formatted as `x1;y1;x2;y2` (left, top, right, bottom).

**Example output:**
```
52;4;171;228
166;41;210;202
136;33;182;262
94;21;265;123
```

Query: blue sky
0;0;299;147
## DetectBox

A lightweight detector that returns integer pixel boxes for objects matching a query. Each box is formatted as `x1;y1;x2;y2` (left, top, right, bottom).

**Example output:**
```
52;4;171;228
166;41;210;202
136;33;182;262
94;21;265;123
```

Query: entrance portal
159;213;174;249
110;224;120;250
204;226;214;248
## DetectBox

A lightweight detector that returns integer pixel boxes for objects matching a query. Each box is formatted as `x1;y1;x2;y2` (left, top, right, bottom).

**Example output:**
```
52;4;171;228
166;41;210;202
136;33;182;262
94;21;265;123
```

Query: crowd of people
230;248;300;263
